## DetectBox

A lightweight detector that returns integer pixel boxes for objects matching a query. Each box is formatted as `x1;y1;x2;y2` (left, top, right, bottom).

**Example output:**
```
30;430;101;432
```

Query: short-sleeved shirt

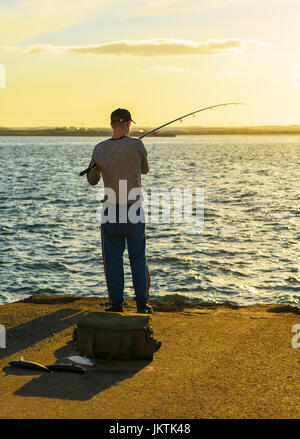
87;135;149;204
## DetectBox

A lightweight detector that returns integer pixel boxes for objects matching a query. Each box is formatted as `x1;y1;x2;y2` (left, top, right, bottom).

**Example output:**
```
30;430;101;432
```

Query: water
0;135;299;306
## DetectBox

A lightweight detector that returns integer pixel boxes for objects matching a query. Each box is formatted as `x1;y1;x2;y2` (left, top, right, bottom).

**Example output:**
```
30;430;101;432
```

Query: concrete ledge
0;295;299;419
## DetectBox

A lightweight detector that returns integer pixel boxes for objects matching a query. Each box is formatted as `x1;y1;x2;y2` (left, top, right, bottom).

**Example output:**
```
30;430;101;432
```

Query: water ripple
0;135;299;306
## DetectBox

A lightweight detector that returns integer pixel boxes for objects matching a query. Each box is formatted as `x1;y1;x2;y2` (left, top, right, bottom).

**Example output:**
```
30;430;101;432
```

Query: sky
0;0;299;127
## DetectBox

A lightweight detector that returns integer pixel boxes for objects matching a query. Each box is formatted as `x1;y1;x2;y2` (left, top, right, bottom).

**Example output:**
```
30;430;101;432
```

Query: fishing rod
79;102;244;176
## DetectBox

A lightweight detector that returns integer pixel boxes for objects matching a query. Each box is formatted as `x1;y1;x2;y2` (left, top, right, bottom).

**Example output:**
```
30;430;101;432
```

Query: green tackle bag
73;312;161;361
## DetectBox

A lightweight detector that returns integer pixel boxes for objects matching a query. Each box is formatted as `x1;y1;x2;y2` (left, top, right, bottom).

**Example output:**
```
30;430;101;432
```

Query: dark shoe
136;301;153;314
105;303;124;312
99;301;112;308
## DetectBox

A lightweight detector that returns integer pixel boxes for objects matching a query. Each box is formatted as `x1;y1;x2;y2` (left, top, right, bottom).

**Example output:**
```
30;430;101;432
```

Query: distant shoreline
1;126;300;136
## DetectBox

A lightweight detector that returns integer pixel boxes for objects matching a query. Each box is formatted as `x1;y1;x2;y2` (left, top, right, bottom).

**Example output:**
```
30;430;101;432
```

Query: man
87;108;152;314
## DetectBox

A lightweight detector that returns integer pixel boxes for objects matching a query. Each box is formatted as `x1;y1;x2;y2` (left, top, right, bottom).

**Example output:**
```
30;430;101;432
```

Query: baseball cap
110;108;136;124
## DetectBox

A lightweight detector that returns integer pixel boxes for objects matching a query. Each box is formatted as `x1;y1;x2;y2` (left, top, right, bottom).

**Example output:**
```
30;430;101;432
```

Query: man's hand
87;162;101;186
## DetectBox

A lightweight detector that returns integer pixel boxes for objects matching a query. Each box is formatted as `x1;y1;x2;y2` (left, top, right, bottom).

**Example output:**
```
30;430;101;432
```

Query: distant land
1;126;300;136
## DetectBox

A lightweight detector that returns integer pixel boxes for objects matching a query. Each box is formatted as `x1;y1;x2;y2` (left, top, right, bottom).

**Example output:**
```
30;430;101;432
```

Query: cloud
126;0;237;19
0;0;133;45
19;38;267;57
0;0;259;46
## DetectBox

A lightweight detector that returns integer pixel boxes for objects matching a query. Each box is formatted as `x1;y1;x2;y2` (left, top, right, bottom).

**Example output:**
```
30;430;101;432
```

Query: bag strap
122;333;135;355
86;332;95;358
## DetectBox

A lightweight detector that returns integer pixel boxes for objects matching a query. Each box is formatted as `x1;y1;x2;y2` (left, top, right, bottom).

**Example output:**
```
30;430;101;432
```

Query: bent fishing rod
79;102;244;176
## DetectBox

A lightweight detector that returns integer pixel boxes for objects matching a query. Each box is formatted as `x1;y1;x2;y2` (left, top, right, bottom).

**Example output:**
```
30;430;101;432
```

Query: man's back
87;135;149;203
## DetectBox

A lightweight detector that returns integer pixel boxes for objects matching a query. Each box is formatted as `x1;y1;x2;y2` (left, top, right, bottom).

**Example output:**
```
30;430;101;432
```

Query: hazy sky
0;0;299;127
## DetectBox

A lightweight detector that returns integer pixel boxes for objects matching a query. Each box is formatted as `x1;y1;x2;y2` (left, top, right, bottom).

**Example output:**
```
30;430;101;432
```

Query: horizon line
1;124;300;130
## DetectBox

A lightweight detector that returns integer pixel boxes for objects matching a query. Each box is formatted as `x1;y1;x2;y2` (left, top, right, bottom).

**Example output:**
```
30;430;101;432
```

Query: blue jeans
100;205;150;304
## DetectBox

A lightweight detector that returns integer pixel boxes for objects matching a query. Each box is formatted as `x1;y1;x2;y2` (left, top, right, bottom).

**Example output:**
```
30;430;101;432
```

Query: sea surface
0;135;299;306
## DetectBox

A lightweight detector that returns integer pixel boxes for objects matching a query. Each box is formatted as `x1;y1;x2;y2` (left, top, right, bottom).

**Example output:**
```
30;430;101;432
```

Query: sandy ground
0;295;299;419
